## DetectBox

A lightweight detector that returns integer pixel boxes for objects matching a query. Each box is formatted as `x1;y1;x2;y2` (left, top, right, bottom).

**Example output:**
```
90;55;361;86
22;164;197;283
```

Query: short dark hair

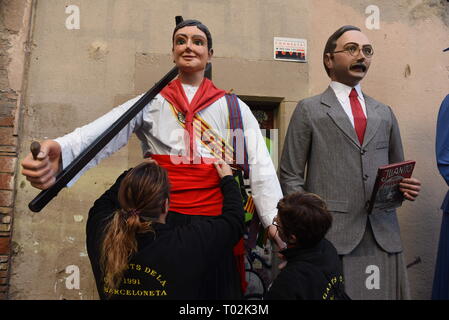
323;25;361;76
277;192;332;248
172;19;213;51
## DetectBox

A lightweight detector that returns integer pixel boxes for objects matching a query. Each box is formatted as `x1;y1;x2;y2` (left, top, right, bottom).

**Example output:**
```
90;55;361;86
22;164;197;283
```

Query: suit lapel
321;86;361;148
362;94;382;148
322;87;382;149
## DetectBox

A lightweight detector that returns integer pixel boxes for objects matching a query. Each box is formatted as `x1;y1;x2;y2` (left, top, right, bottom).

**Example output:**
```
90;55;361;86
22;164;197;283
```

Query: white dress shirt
329;81;367;127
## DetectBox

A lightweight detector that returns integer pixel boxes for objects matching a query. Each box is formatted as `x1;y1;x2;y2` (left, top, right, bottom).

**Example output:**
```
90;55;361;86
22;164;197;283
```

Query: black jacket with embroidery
86;172;244;300
265;239;347;300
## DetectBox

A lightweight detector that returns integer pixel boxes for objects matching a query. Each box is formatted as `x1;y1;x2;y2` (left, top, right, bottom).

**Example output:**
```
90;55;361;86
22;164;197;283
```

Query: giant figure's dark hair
172;19;213;51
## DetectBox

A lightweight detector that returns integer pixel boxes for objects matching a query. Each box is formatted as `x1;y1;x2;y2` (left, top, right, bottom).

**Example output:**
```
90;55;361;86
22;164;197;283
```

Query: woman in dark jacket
265;192;349;300
86;160;244;300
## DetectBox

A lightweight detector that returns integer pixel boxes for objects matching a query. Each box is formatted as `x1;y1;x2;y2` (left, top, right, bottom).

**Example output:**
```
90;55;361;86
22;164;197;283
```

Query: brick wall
0;0;33;300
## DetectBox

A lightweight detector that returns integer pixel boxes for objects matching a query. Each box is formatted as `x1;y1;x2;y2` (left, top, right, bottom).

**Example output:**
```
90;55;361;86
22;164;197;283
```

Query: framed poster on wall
274;37;307;62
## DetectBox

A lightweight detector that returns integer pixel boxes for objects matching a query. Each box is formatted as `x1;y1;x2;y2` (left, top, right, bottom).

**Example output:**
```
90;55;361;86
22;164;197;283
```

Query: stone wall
4;0;449;299
0;0;33;300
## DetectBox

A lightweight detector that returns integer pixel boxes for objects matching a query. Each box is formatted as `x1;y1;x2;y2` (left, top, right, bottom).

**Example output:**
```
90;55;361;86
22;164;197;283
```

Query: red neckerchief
160;78;226;161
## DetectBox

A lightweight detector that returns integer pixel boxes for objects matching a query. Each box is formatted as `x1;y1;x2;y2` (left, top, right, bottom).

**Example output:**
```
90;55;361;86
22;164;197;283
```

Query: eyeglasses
333;43;374;58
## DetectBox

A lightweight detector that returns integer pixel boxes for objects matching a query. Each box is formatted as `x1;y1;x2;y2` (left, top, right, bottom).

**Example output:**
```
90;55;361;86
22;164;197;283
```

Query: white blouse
55;91;283;228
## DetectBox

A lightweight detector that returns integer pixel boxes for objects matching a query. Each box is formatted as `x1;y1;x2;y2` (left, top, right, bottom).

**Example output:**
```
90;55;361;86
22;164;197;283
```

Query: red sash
151;155;223;216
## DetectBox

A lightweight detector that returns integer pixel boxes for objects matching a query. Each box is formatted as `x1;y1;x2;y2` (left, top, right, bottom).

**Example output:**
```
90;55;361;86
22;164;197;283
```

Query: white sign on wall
274;37;307;62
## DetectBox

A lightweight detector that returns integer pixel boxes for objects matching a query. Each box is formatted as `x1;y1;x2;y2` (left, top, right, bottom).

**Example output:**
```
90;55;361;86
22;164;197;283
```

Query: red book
368;160;416;213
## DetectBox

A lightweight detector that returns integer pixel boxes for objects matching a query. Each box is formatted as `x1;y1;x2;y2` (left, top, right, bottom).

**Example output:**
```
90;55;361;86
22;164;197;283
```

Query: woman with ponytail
86;160;244;300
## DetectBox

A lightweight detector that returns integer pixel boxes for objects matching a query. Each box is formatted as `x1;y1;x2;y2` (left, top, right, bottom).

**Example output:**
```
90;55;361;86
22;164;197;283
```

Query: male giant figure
280;25;421;299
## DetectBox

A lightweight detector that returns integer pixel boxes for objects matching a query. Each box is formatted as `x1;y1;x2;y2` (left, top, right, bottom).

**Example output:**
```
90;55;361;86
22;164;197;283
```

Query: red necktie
349;88;367;145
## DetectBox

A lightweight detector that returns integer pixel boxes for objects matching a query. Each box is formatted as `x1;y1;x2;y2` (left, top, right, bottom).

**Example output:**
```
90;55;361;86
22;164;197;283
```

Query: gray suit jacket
280;86;405;255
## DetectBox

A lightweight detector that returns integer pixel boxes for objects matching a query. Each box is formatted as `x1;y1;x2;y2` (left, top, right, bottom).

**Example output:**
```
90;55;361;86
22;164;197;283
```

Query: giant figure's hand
267;224;287;269
267;224;286;251
399;177;421;201
21;140;62;190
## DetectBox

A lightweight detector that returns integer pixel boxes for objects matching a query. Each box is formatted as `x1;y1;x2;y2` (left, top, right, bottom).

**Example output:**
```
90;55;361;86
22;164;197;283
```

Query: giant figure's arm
279;100;312;196
238;100;283;228
55;94;145;186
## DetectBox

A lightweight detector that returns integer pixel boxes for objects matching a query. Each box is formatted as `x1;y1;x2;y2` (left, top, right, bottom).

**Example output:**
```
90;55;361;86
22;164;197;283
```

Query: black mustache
350;63;367;71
